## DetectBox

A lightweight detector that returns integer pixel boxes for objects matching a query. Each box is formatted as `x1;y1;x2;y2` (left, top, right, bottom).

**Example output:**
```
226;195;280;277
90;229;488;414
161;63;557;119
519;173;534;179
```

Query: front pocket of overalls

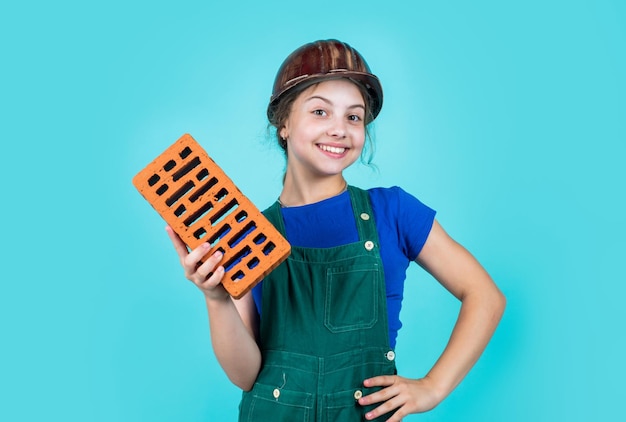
239;382;314;422
323;387;391;422
324;263;380;333
323;388;363;421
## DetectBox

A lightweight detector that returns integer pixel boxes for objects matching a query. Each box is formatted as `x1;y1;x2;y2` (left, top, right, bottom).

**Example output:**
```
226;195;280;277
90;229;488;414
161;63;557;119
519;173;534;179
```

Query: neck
279;174;348;207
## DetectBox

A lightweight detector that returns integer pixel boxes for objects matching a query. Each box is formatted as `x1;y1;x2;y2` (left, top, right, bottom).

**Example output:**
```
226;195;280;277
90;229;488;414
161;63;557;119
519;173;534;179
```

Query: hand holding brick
133;134;290;299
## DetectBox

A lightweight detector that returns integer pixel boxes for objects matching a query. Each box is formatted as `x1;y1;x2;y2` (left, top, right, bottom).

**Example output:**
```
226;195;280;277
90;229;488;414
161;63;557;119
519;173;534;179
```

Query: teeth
319;144;346;154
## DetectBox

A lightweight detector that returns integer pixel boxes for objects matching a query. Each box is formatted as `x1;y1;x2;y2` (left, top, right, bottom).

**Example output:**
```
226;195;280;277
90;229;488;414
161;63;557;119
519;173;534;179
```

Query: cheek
353;129;366;148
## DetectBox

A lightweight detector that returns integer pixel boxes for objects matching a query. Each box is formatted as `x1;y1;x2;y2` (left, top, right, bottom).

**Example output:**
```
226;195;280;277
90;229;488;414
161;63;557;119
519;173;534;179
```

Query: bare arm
360;219;506;420
415;219;506;397
165;226;261;391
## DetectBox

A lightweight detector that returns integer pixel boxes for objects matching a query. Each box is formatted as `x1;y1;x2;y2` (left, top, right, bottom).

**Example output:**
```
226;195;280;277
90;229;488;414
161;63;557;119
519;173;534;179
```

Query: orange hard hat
267;39;383;123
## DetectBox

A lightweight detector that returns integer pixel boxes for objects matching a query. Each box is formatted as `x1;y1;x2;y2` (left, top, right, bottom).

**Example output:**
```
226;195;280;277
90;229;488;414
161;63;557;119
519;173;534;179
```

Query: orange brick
133;134;290;299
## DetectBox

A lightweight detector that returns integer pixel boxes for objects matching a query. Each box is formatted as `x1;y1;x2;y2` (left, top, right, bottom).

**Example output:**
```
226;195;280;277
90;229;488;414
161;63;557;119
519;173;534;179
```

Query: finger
363;375;396;388
165;226;190;259
183;242;212;271
199;264;225;289
365;396;404;421
195;250;224;280
359;384;398;406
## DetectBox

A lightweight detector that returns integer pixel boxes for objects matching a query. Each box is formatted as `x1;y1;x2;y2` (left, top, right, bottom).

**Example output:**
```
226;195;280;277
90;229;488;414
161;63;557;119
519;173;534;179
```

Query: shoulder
366;186;435;217
366;186;436;260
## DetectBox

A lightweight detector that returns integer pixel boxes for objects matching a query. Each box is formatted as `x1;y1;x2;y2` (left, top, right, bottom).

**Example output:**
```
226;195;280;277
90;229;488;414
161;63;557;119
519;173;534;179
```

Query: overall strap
262;201;286;237
347;185;381;246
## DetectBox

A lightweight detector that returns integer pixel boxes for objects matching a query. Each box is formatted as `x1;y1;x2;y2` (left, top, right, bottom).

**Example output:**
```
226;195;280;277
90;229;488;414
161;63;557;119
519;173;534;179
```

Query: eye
312;109;327;116
348;114;363;122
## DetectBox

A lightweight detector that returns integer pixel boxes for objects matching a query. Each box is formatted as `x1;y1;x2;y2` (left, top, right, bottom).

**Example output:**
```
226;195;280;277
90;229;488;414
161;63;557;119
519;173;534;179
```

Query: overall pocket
323;386;392;422
239;382;313;422
324;263;380;333
323;388;362;422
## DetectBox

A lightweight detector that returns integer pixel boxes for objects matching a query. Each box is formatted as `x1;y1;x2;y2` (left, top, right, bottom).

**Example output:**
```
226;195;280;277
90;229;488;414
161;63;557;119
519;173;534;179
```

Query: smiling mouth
318;144;347;154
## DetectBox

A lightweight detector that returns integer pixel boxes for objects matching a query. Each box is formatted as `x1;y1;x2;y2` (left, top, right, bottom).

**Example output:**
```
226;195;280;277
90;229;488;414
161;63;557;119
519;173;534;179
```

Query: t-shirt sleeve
392;186;436;261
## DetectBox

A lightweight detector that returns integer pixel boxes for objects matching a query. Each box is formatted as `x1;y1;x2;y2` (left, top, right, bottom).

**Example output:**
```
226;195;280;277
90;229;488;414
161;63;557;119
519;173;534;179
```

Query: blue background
1;0;624;420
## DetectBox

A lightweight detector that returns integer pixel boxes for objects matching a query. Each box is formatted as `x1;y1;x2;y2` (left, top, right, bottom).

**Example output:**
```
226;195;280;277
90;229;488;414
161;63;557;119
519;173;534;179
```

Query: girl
166;39;506;421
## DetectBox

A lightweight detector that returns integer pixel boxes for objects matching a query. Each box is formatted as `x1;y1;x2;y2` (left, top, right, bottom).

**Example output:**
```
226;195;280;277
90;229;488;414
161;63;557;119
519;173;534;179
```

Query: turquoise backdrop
2;0;624;420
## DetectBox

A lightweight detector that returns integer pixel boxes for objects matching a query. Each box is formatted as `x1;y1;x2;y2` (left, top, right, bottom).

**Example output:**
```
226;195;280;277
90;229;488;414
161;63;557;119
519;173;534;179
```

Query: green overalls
239;186;397;421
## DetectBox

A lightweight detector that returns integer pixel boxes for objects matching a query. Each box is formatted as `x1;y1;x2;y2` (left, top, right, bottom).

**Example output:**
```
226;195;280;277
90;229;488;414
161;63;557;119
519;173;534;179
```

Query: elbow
230;373;257;392
491;287;507;322
466;281;506;323
225;358;261;392
463;279;507;318
237;380;255;392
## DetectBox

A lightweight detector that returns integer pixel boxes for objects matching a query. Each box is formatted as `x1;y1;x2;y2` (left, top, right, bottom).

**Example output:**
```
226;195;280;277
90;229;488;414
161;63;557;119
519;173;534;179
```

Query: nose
327;117;347;139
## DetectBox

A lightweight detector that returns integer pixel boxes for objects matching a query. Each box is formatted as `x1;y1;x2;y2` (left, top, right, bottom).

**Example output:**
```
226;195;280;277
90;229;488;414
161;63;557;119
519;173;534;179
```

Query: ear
279;127;288;140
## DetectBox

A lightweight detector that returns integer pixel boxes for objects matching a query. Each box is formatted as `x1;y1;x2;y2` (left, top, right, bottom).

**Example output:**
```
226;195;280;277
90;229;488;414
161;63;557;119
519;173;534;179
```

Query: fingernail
214;251;223;258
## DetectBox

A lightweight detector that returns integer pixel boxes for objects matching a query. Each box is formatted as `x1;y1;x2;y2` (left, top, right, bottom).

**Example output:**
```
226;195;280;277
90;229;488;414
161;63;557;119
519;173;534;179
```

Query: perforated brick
133;133;290;299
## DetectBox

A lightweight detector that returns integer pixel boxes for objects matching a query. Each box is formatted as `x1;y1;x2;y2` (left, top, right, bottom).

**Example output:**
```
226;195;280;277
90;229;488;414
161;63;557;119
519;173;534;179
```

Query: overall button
354;390;363;400
273;388;280;399
386;351;396;361
364;240;375;251
360;212;370;221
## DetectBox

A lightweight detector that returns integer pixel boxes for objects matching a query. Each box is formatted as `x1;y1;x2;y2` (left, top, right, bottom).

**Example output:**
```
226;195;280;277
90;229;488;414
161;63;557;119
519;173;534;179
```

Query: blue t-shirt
252;186;436;348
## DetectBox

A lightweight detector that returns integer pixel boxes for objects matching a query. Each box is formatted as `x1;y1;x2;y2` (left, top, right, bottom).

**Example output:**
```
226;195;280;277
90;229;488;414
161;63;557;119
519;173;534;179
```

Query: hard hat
267;39;383;123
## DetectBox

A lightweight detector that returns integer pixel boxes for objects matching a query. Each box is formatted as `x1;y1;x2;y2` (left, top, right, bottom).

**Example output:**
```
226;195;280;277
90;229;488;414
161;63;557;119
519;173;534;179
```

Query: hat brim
267;71;383;124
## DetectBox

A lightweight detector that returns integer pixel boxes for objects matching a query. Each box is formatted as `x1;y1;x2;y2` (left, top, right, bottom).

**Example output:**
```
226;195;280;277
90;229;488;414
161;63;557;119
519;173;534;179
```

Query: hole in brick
210;198;239;226
148;174;160;186
196;168;209;181
194;227;207;240
156;184;169;196
247;257;260;270
184;201;214;227
228;221;257;248
180;146;192;159
230;270;245;281
253;233;267;245
172;156;201;182
235;211;248;223
164;160;177;171
223;245;251;272
174;205;186;217
214;187;228;202
189;177;218;203
165;181;195;207
208;224;231;247
262;242;276;256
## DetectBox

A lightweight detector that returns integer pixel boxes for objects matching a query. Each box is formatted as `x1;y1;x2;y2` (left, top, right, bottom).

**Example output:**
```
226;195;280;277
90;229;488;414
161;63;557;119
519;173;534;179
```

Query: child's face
281;79;366;179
